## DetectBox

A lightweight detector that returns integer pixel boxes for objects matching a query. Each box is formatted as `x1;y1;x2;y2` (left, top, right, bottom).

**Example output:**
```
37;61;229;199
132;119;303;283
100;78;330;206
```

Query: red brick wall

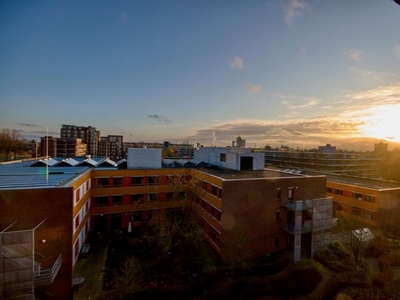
0;187;74;300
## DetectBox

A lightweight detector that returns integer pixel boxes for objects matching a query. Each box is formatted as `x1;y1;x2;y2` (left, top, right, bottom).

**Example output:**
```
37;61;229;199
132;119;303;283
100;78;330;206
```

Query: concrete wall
127;148;162;169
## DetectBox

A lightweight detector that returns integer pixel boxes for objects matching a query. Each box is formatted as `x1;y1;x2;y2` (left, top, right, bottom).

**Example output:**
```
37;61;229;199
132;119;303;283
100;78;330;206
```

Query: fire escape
0;222;62;300
280;198;337;262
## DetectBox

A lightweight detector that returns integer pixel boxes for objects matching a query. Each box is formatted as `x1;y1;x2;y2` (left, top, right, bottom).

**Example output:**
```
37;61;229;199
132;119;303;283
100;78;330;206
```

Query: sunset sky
1;0;400;151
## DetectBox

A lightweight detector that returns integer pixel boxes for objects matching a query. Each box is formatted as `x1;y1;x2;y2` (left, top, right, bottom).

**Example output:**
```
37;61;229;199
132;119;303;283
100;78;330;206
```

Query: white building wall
127;148;162;169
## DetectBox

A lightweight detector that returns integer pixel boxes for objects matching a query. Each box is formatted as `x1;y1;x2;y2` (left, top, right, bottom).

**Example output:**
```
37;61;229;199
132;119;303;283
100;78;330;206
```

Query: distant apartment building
264;144;382;178
40;136;87;157
60;125;100;157
232;135;246;148
98;135;124;160
374;142;388;156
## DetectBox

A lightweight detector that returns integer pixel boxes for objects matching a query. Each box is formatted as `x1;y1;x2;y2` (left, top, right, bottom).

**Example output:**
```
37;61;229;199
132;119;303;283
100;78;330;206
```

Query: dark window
364;211;374;221
365;195;376;203
131;211;143;222
148;176;159;185
275;236;280;248
327;187;333;193
277;188;281;200
113;177;123;187
131;177;144;186
220;153;226;162
166;192;174;201
351;192;362;200
334;189;343;196
147;193;158;202
131;194;144;203
334;203;342;211
276;210;280;222
94;196;109;206
112;195;122;205
95;178;109;188
351;206;361;216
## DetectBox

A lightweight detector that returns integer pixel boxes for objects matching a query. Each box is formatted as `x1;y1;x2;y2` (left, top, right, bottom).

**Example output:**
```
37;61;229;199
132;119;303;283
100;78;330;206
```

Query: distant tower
232;136;246;148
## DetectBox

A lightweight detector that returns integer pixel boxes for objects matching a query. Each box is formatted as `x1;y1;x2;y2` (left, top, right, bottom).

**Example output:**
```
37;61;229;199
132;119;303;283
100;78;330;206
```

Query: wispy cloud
394;45;400;59
282;97;319;111
243;82;261;94
147;114;172;123
17;122;37;127
345;82;400;105
230;57;244;69
300;42;310;55
283;0;311;27
346;49;364;62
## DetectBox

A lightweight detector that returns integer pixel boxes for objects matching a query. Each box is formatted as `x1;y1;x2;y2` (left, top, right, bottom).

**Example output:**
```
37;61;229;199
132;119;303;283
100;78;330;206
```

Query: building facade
1;148;337;299
40;136;87;158
264;148;382;178
60;125;100;157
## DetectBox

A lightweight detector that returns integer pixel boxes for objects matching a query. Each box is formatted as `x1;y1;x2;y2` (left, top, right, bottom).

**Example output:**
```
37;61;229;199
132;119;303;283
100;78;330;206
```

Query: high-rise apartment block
60;125;100;157
98;135;124;160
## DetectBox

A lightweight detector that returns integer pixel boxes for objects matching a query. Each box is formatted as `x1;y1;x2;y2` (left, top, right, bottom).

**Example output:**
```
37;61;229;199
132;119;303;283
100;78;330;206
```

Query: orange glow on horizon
358;104;400;143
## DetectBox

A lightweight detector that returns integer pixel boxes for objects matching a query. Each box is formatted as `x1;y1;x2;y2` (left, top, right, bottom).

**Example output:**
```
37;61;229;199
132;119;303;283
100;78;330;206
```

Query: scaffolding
0;221;62;300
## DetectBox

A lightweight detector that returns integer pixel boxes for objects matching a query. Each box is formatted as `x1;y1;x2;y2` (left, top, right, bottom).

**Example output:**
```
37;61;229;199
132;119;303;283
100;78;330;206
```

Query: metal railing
34;254;62;286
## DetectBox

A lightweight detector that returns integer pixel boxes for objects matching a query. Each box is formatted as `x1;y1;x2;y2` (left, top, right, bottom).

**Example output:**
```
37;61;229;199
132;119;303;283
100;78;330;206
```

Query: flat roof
198;167;316;180
302;170;400;190
0;161;89;190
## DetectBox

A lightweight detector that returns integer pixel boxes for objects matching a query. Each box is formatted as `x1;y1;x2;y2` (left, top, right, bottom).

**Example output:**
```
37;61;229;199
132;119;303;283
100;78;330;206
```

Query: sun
358;104;400;142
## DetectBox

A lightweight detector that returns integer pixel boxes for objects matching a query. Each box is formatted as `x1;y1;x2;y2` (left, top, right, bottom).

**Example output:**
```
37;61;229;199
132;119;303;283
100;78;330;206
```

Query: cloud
230;57;244;69
394;45;400;59
282;97;319;111
147;114;172;123
283;0;311;26
244;82;262;94
345;82;400;105
17;122;37;127
346;49;364;62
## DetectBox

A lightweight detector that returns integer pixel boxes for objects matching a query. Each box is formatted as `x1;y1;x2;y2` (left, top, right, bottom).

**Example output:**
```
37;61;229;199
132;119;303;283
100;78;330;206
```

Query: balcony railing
281;199;312;211
280;220;312;234
34;254;62;286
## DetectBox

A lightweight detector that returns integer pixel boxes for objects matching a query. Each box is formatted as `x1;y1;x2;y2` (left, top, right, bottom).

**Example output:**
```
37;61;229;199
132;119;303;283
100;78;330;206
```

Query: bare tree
0;128;24;160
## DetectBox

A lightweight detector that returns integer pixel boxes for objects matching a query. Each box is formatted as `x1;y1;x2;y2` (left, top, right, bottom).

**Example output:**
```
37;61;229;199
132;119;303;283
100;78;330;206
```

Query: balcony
280;220;312;234
281;199;312;211
34;254;62;286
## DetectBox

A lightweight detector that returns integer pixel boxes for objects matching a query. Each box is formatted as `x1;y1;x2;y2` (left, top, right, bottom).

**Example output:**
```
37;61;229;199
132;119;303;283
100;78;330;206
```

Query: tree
0;128;24;161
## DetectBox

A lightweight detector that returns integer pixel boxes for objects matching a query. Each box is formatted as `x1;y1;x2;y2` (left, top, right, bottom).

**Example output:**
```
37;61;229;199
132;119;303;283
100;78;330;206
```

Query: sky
1;0;400;151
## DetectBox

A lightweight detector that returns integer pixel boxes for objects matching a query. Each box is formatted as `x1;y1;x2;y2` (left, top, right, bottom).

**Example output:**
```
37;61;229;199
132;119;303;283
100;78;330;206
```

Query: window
334;189;343;196
131;211;143;222
276;210;280;222
147;193;158;202
327;187;333;193
364;211;375;221
275;236;280;248
365;195;376;203
113;177;123;187
94;196;109;206
131;176;144;186
166;192;174;201
220;153;226;162
351;206;361;216
95;178;109;188
334;203;342;211
147;176;159;185
351;192;362;200
288;187;294;200
276;188;281;201
177;192;187;200
131;194;144;203
112;195;122;205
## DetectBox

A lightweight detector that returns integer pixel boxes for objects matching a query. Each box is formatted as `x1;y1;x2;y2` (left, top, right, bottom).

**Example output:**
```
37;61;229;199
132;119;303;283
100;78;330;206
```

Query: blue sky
1;0;400;150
